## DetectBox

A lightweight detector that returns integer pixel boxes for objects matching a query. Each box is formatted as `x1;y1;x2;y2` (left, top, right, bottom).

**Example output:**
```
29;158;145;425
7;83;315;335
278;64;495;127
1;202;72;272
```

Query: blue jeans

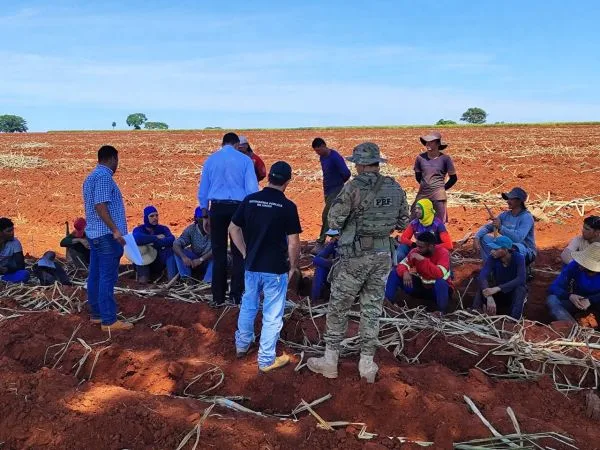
235;271;288;368
174;249;213;282
310;266;330;302
473;284;527;319
547;294;578;323
385;270;450;313
135;248;178;281
87;234;123;325
1;269;30;283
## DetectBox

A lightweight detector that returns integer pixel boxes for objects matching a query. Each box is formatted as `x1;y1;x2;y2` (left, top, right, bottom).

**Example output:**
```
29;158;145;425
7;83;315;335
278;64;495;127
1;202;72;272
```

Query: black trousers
209;202;244;304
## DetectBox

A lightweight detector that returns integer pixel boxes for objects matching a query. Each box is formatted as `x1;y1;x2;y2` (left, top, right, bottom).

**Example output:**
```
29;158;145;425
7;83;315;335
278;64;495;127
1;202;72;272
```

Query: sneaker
259;355;290;373
236;347;250;359
101;320;134;332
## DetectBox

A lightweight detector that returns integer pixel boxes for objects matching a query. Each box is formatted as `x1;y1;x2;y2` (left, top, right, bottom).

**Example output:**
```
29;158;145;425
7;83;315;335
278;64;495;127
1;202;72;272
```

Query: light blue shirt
198;145;259;209
475;209;536;256
83;165;128;239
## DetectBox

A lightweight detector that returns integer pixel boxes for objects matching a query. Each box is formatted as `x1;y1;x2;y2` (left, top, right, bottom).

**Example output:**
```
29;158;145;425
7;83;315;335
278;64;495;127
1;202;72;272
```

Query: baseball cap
487;235;514;250
239;135;248;145
268;161;292;182
325;229;340;237
501;187;528;203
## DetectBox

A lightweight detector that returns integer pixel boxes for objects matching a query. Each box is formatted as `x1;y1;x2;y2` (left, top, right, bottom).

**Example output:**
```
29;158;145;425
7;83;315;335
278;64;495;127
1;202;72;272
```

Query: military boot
307;346;339;379
358;354;378;383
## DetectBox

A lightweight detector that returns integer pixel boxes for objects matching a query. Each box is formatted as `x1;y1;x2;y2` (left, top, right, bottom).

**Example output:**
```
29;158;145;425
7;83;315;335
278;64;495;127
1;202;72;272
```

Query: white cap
239;135;248;145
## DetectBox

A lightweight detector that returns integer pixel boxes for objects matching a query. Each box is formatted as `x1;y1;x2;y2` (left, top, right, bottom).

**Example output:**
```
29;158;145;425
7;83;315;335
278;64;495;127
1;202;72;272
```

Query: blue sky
1;0;599;131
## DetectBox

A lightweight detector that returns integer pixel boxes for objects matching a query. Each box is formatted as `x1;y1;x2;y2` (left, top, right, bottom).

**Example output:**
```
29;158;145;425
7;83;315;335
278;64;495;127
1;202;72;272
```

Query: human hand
203;217;210;234
482;287;500;297
156;234;166;240
192;258;204;268
402;271;413;289
570;294;588;310
473;238;481;253
483;297;497;315
492;218;501;229
411;252;425;262
182;256;193;267
580;298;591;310
112;229;125;246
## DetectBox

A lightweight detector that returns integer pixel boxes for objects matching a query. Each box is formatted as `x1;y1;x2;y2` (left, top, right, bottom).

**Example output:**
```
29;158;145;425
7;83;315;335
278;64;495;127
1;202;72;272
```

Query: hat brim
420;136;448;150
346;156;388;164
572;251;600;272
137;245;158;266
501;192;526;202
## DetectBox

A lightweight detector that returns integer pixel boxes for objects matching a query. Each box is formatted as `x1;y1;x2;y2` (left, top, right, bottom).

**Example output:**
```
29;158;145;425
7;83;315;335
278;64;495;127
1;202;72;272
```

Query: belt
210;199;242;205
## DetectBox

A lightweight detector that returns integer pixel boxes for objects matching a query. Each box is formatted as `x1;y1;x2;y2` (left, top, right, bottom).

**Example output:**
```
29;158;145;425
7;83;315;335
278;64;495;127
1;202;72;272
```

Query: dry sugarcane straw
283;300;600;392
175;403;215;450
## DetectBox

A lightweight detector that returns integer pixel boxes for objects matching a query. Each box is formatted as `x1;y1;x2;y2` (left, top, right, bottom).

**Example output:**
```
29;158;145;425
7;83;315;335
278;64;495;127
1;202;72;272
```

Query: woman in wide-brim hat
411;131;457;223
547;243;600;325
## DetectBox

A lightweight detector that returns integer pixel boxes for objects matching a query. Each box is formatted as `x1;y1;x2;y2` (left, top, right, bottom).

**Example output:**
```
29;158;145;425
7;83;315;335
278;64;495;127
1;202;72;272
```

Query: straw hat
138;244;158;266
572;242;600;272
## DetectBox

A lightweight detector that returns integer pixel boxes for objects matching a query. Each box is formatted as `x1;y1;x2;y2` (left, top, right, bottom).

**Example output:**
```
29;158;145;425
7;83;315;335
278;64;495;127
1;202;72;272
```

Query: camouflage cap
345;142;387;165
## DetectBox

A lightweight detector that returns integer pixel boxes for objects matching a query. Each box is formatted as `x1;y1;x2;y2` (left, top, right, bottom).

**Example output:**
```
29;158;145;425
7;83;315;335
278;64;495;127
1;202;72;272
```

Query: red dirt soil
1;125;600;449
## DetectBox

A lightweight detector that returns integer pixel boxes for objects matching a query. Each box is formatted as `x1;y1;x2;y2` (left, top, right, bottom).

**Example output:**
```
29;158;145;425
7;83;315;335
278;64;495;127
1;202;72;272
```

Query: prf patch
374;197;392;207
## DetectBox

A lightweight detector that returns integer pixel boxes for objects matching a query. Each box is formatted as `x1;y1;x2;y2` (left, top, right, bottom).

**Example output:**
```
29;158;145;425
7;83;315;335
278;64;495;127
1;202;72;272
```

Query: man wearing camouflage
307;142;409;383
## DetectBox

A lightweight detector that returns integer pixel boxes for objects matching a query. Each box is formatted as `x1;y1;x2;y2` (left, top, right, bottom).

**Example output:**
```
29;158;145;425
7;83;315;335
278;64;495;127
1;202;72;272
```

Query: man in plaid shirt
83;145;131;332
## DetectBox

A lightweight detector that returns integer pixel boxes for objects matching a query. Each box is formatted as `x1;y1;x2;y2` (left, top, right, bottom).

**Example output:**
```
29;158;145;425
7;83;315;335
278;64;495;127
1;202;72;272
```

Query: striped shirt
83;165;127;239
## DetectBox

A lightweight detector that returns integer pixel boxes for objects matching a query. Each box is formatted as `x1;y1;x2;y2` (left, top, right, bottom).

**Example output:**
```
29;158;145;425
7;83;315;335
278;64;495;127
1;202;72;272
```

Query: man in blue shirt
474;187;537;273
472;235;527;319
312;137;351;253
198;132;259;305
83;145;131;332
547;242;600;325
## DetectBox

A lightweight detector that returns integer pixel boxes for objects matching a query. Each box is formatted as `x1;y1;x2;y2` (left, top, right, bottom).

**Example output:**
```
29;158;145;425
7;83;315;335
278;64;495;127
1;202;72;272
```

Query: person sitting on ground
386;231;453;313
561;216;600;265
238;135;267;182
396;198;453;262
173;207;213;283
33;251;72;286
547;242;600;326
474;187;537;274
472;236;527;319
310;229;339;303
132;206;177;283
60;217;90;269
0;218;30;284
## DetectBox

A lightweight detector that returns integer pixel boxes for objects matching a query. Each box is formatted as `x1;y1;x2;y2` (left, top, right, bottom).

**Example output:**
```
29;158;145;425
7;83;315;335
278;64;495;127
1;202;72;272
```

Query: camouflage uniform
324;143;409;356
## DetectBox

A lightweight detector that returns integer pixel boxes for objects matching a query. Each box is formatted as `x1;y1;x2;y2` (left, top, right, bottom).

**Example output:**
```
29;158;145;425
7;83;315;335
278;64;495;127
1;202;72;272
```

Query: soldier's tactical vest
338;173;404;257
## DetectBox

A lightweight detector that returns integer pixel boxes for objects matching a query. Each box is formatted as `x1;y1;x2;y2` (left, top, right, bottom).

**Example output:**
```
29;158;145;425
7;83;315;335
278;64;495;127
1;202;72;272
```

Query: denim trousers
385;270;450;313
174;249;213;282
1;269;30;283
473;283;527;319
135;248;178;281
235;271;288;368
87;234;123;325
547;294;580;323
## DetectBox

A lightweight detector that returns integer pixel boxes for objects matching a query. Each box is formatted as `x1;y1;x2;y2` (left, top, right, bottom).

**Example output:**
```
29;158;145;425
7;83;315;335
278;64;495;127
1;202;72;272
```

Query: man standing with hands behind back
229;161;302;372
83;145;131;332
198;132;259;305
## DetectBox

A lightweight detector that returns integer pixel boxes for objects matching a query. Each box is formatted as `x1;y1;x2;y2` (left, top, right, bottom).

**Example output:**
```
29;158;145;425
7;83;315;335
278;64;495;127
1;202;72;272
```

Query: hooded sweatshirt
132;206;175;248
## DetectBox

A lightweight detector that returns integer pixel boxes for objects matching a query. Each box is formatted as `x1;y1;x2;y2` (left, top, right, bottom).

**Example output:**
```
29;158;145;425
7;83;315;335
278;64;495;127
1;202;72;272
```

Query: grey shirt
176;224;211;256
0;239;23;270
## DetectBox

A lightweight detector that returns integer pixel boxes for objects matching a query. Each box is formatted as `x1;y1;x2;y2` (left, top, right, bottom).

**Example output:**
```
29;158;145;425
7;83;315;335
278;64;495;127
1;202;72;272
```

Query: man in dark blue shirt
312;137;351;253
472;235;527;319
229;161;302;373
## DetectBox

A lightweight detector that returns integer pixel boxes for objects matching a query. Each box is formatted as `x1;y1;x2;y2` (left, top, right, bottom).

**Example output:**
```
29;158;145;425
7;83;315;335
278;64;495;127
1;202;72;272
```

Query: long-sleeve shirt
479;252;526;292
132;224;175;248
561;236;592;265
397;246;453;288
549;261;600;304
399;218;453;250
175;224;212;256
313;241;338;269
198;145;259;209
320;150;351;197
475;209;536;256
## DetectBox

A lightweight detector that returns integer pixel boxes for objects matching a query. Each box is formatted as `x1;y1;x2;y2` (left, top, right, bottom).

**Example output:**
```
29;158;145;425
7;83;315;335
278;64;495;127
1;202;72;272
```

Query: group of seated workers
132;206;213;284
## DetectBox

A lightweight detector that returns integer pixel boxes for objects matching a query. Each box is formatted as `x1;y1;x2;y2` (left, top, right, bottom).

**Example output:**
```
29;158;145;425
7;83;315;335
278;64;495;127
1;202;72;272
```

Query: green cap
346;142;387;165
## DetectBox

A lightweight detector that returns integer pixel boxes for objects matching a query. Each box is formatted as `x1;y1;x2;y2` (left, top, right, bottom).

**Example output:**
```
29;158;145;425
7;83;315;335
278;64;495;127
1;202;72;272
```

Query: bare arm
287;234;300;273
228;222;246;259
173;240;187;259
